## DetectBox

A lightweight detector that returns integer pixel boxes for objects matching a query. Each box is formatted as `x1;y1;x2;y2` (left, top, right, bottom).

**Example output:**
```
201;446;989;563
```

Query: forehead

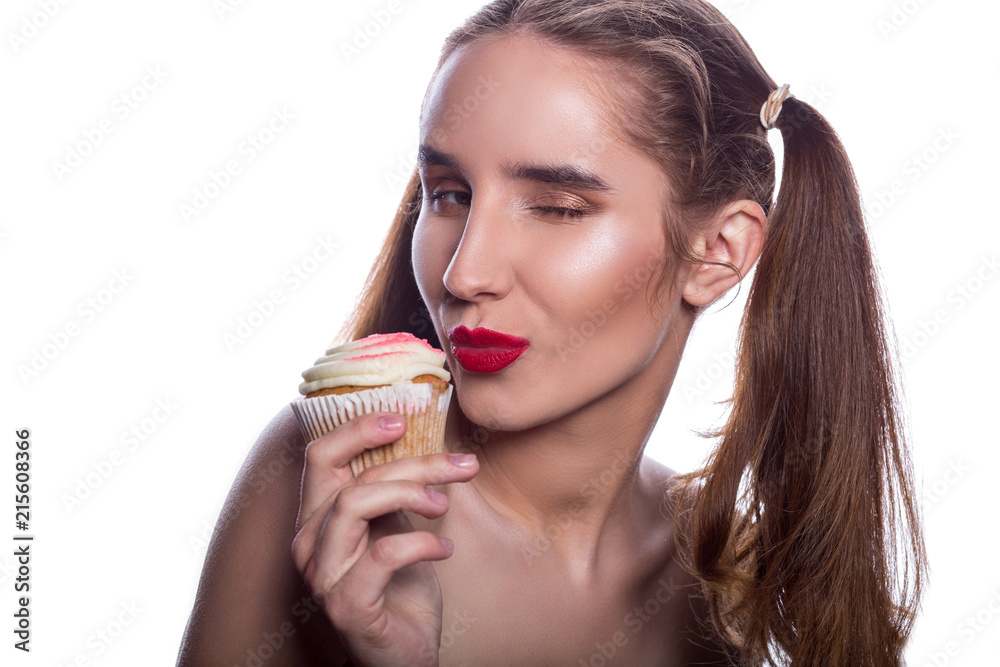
419;33;631;168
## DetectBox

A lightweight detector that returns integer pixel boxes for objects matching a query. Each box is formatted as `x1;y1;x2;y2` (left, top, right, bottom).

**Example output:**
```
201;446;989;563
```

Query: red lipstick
447;326;530;373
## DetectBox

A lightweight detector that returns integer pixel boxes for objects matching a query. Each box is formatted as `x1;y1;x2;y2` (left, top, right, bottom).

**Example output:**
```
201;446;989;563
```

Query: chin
453;381;537;433
455;377;591;436
455;392;514;432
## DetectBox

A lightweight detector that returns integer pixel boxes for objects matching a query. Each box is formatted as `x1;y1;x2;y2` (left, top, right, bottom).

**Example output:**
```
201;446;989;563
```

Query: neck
444;322;690;571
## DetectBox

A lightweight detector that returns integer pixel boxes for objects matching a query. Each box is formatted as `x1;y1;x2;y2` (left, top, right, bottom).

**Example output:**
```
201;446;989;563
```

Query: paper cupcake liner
291;382;453;477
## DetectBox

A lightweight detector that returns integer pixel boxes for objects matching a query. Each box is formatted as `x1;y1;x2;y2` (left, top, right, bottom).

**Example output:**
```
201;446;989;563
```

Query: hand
290;412;479;667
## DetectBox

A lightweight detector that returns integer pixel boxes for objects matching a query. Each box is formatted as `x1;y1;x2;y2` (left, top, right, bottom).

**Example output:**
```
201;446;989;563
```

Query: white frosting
299;333;450;395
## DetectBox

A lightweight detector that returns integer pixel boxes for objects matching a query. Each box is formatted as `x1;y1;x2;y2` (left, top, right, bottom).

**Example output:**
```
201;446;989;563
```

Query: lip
447;325;530;373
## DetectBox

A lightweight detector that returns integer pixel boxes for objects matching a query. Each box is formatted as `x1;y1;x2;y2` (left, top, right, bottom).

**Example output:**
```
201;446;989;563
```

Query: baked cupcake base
291;379;452;477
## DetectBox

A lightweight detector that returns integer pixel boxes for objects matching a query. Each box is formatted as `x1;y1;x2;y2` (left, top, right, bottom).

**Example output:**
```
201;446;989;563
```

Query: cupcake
291;332;453;477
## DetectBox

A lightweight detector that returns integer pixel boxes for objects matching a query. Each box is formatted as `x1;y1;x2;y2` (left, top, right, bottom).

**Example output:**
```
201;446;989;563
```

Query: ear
681;199;766;308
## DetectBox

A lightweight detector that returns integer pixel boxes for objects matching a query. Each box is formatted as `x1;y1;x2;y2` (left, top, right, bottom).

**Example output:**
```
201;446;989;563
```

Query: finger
293;452;478;579
300;451;477;560
355;451;480;488
298;412;408;529
294;477;448;578
305;480;448;581
296;478;452;580
322;531;454;621
304;451;478;558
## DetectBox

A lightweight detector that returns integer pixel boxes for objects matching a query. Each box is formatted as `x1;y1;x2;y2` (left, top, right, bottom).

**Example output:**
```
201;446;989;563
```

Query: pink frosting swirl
299;332;450;395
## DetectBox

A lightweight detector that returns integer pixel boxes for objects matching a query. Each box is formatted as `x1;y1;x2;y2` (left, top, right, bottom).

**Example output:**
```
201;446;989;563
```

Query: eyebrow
417;144;615;193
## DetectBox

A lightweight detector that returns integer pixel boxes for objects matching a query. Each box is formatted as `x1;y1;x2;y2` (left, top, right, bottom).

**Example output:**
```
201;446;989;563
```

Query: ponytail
673;97;928;665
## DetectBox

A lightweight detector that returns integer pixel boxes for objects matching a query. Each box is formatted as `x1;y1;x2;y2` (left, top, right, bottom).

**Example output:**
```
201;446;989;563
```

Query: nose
441;197;514;304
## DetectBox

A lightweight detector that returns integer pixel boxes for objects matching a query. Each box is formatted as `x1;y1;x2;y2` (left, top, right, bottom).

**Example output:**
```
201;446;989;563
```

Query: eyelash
427;189;589;220
427;190;470;207
532;205;587;220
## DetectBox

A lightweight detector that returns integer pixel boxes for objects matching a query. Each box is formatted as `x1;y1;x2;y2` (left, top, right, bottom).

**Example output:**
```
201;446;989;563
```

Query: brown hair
337;1;927;663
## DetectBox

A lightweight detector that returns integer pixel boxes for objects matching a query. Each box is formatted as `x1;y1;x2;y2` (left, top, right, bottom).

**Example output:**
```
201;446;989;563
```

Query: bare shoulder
177;404;345;666
639;455;678;487
638;455;687;518
640;457;734;664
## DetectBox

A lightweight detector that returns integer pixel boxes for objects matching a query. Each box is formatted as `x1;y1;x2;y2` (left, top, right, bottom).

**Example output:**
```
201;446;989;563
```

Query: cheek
529;218;667;335
411;215;451;302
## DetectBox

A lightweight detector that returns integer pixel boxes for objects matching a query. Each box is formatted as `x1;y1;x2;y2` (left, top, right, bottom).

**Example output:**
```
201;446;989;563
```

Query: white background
1;0;996;665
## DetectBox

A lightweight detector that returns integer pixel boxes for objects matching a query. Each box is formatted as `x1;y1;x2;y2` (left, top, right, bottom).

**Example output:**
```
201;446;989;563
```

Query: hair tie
760;84;792;130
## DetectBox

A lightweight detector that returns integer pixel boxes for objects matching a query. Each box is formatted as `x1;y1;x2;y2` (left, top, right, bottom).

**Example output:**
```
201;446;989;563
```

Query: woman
178;1;926;664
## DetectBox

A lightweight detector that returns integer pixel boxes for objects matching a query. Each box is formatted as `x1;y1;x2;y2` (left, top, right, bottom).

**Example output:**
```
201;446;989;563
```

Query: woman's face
412;33;688;431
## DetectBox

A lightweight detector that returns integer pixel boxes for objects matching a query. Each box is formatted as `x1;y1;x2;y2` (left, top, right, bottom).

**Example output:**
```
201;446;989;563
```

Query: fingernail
449;453;477;467
378;414;405;430
426;487;447;504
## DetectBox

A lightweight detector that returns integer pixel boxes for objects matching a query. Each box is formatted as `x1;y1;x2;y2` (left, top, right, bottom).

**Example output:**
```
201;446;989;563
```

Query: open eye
427;189;471;213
